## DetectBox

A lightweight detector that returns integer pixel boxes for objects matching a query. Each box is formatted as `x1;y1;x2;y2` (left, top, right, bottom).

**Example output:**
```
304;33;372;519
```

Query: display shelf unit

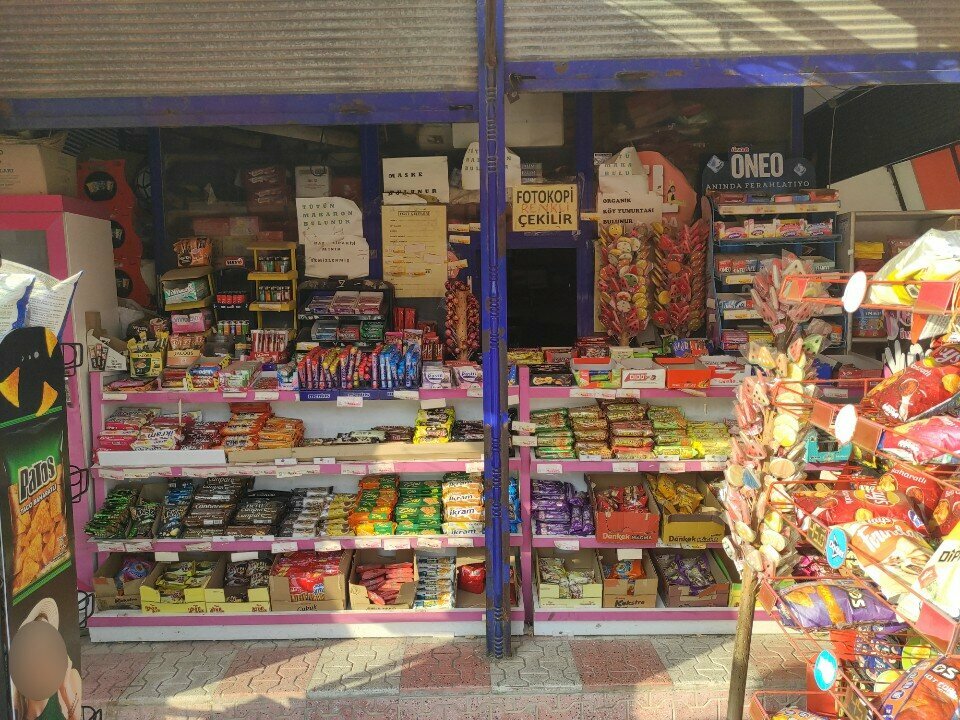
529;536;723;549
89;535;522;553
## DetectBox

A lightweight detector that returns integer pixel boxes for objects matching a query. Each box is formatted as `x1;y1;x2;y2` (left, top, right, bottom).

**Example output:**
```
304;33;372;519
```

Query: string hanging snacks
595;223;652;345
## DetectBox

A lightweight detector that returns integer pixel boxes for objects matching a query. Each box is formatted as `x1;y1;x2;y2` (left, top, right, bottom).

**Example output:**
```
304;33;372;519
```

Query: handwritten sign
461;142;522;192
512;184;578;232
296;197;363;236
382;205;447;297
302;231;369;279
382;156;449;203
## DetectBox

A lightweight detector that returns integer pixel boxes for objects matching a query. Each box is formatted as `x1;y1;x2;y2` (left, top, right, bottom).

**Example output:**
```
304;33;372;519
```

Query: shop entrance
507;247;577;347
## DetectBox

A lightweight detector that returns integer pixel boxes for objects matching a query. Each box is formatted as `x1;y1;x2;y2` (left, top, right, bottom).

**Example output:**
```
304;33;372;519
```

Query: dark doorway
507;248;577;347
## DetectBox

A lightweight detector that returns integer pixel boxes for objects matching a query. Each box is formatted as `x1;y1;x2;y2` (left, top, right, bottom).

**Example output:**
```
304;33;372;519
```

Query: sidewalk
82;633;805;720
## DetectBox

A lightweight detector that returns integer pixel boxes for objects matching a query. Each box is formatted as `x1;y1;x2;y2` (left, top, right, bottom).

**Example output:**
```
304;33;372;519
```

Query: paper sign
537;463;563;475
392;390;419;400
155;551;180;562
230;551;260;562
303;231;370;280
296;197;363;236
461;142;522;192
448;537;475;547
467;386;483;398
185;541;212;552
382;205;448;297
383;537;411;550
274;457;297;466
124;540;152;552
511;421;537;434
661;461;686;473
254;391;280;401
579;454;603;462
271;541;298;554
382;156;449;203
416;537;443;549
222;391;248;399
98;541;126;552
315;540;342;552
420;397;447;410
612;462;639;473
570;388;616;399
369;462;396;474
313;457;336;465
98;468;123;480
353;537;381;549
102;392;127;401
337;395;363;408
599;146;644;182
554;539;580;551
598;177;662;227
125;467;170;479
341;463;368;475
512;435;538;447
276;467;308;478
512;184;578;232
701;462;725;471
465;461;485;474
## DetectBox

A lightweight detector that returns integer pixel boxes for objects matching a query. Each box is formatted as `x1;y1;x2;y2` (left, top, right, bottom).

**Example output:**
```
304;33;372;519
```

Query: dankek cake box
589;473;660;544
598;550;658;608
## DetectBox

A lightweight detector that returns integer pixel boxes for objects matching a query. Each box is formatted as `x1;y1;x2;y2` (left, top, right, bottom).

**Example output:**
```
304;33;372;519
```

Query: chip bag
875;655;960;720
793;489;926;533
901;522;960;622
882;414;960;465
777;580;897;629
863;344;960;422
841;518;932;602
770;710;832;720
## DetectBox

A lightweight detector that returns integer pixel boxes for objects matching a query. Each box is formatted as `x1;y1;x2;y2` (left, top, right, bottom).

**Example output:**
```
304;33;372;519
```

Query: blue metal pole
478;0;510;657
359;126;383;279
574;94;595;337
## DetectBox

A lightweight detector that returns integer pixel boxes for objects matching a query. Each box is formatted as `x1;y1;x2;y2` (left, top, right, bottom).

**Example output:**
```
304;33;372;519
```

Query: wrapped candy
650;219;708;337
595;223;651;345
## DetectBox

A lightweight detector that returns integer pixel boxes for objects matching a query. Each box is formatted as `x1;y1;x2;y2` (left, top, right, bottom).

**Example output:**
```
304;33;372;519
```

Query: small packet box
171;309;213;334
535;549;603;608
589;474;660;543
617;358;666;389
653;358;714;389
570;357;621;389
598;550;658;608
348;549;418;611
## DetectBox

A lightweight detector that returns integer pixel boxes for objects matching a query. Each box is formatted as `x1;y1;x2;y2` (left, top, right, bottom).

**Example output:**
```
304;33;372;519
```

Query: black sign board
702;145;816;194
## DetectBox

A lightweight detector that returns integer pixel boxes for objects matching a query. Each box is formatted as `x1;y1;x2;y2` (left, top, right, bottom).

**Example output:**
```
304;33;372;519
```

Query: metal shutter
0;1;477;98
506;1;960;61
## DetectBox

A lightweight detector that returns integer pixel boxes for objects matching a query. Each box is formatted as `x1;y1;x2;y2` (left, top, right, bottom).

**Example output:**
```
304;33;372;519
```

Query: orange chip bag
863;344;960;422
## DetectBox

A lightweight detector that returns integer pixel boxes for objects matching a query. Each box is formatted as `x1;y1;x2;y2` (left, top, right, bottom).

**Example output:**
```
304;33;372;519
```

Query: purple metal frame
479;0;511;658
0;91;477;130
506;52;960;92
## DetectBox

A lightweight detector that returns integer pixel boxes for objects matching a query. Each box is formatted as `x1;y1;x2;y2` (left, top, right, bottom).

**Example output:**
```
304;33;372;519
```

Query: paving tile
400;640;491;694
306;697;400;720
118;645;238;706
213;647;322;698
213;698;310;719
489;694;550;720
81;651;153;704
307;639;405;698
650;636;733;687
102;705;215;720
490;636;581;693
746;636;806;690
569;638;672;691
399;695;492;720
580;693;629;720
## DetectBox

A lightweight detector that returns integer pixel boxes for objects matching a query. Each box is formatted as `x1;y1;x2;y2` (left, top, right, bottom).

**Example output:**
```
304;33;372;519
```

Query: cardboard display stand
0;328;83;719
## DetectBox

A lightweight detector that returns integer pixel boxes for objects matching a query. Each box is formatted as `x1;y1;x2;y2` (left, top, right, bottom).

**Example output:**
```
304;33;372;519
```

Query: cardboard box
598;550;658;608
295;165;332;198
589;473;660;544
86;311;127;372
269;549;352;612
348;548;418;610
93;553;153;610
0;145;77;196
454;550;521;609
205;562;271;614
653;358;714;389
650;475;726;545
535;548;603;608
140;554;224;614
192;217;232;237
711;549;745;607
618;358;667;389
650;549;730;608
570;357;621;389
699;355;749;387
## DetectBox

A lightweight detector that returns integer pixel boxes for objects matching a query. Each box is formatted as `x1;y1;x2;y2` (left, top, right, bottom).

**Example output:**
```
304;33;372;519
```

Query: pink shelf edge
88;608;526;627
530;536;723;549
527;387;735;399
533;608;768;622
89;535;521;551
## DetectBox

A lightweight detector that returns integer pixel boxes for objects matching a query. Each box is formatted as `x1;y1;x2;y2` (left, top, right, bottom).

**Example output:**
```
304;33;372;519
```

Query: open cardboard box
535;548;603;608
86;311;128;372
617;358;666;389
268;549;352;612
712;549;759;609
455;549;521;609
650;549;730;608
348;548;418;611
647;474;726;544
652;357;714;389
140;553;225;614
588;473;660;543
93;553;154;611
205;557;272;613
570;357;622;389
598;549;658;608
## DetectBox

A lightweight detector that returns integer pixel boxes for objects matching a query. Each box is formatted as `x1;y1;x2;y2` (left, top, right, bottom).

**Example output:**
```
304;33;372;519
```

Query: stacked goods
414;407;454;444
687;420;731;459
182;477;251;538
414;553;456;609
651;219;708;337
320;494;355;537
593;483;649;515
648;475;703;514
603;401;654;460
452;420;483;442
297;339;422;391
538;556;597;599
277;487;332;537
531;479;594;536
154;560;216;604
227;490;290;536
157;480;194;538
349;475;399;536
243;165;291;214
354;559;415;606
648;406;696;459
444;279;480;361
441;473;485;535
221;403;304;452
85;486;143;539
395;480;443;535
568;405;611;459
222;559;270;602
270;551;343;602
655;552;717;597
530;408;575;460
596;223;651;345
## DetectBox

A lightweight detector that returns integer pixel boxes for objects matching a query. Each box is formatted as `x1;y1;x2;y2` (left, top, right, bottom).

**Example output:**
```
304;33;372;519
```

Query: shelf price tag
276;467;309;479
554;539;580;551
125;467;170;479
447;537;475;547
353;538;381;549
511;421;537;434
416;537;442;549
124;540;152;552
102;392;127;401
679;541;707;550
660;461;686;473
254;391;280;401
337;395;364;408
271;541;299;554
612;462;638;473
154;551;180;562
467;386;483;398
616;389;644;399
537;463;563;475
98;468;123;480
465;461;485;474
185;541;212;552
512;435;538;447
274;457;298;466
341;463;368;475
392;390;419;400
369;462;396;474
230;551;260;562
700;461;724;471
222;391;248;399
313;457;336;465
420;397;447;410
314;539;342;552
98;541;126;553
578;454;603;462
382;537;411;550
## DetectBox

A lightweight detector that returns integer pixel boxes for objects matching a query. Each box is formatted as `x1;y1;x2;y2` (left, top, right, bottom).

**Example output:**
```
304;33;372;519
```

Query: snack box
140;553;225;614
0;145;77;196
609;345;658;361
806;255;836;273
171;309;214;334
714;253;774;275
166;348;203;369
348;548;418;611
698;355;750;387
269;549;352;612
588;473;660;544
129;346;165;378
598;550;658;608
570;357;621;389
714;294;753;312
192;217;232;236
535;548;603;608
93;553;154;611
713;222;748;241
650;549;730;608
802;428;852;464
205;566;271;614
773;218;806;238
744;220;776;238
653;358;714;389
647;475;726;545
542;346;574;364
617;358;667;389
805;219;834;236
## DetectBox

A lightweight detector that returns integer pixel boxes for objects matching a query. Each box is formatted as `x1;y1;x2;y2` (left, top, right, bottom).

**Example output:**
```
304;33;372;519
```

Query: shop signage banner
382;156;450;204
296;197;363;237
702;145;816;193
511;184;578;232
0;328;82;719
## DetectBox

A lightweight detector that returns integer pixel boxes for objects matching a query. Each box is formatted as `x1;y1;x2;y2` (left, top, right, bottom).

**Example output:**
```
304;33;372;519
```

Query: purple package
530;497;569;511
535;508;571;523
569;507;584;534
777;581;897;630
581;507;595;535
535;520;573;535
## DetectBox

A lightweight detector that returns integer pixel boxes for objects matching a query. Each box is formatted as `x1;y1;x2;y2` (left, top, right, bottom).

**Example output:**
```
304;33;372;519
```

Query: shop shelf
529;459;727;474
248;301;296;312
716;233;842;246
247;270;298;281
716;201;841;216
526;386;735;400
530;535;723;549
89;534;508;553
164;296;213;312
93;459;486;479
97;384;503;404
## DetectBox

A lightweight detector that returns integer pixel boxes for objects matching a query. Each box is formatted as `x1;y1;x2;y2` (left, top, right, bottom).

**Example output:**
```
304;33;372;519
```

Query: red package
876;656;960;720
933;486;960;536
458;563;486;594
863;344;960;422
882;414;960;465
878;465;942;514
793;488;927;534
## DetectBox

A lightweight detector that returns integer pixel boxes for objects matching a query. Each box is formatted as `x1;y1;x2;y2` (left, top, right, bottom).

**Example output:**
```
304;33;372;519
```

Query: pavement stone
650;636;734;687
306;639;405;698
306;697;401;720
82;651;154;705
400;640;491;694
118;645;237;706
213;647;323;699
569;638;673;691
490;637;582;693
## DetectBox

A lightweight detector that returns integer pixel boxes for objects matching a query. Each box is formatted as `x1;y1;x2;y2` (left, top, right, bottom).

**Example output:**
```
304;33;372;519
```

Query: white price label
656;455;681;463
448;537;476;547
383;537;411;550
125;467;170;479
679;541;707;550
211;536;235;543
313;457;336;465
185;541;212;552
353;537;381;549
98;541;126;552
416;537;443;549
616;389;644;399
222;391;248;399
511;421;537;434
276;467;308;479
102;392;127;401
579;454;603;462
393;390;419;400
554;539;580;550
183;467;225;478
314;539;343;552
274;457;298;466
704;454;728;462
369;462;396;474
124;540;152;552
537;463;563;475
98;468;123;480
271;541;298;554
612;462;639;473
337;395;364;408
154;551;180;562
660;461;686;473
467;386;483;398
512;435;538;447
465;461;485;474
254;391;280;401
701;461;724;471
341;463;368;475
230;551;260;562
420;397;447;410
571;388;615;399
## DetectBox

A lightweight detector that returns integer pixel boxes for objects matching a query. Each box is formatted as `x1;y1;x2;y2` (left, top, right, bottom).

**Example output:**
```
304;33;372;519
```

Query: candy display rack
248;241;298;330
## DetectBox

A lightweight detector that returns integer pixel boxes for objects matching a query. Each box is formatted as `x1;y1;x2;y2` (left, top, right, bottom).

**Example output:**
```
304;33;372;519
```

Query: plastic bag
0;272;35;342
457;563;486;594
864;344;960;422
868;229;960;305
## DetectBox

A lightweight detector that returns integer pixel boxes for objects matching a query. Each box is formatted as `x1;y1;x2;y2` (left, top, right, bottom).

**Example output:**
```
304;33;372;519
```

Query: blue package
0;273;36;342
